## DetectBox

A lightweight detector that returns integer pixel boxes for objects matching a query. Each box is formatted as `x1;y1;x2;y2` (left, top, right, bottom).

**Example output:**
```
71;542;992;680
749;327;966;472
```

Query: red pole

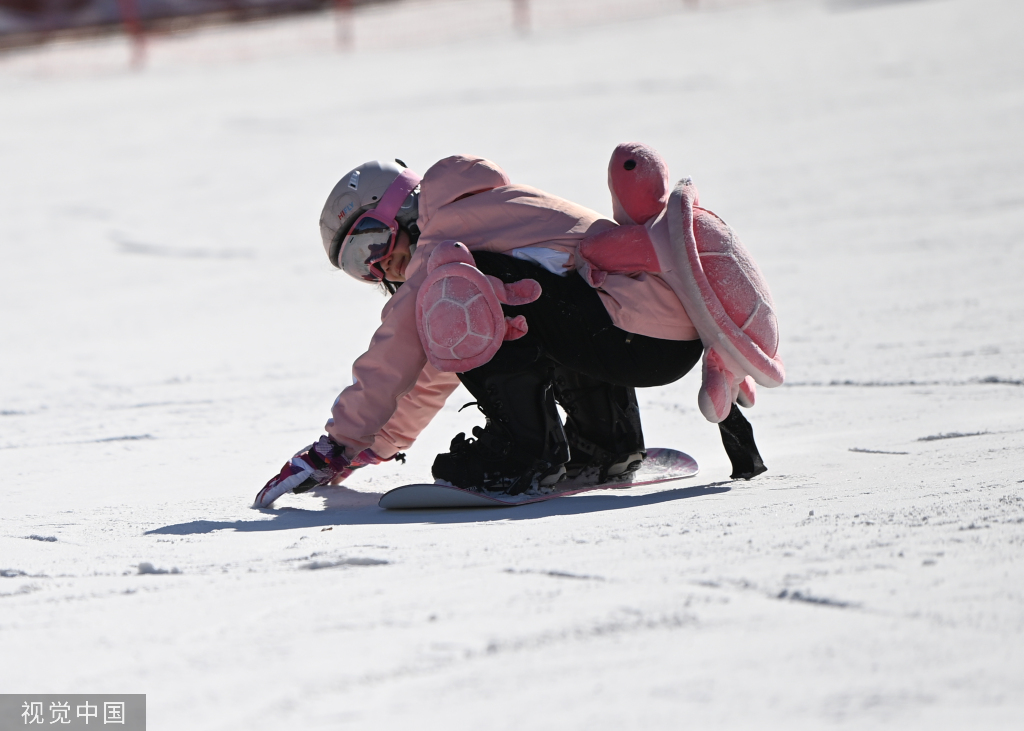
513;0;529;35
336;0;354;50
116;0;146;68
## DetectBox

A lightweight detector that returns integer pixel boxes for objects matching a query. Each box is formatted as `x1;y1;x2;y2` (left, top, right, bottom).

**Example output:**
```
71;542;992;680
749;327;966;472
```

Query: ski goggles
337;168;421;283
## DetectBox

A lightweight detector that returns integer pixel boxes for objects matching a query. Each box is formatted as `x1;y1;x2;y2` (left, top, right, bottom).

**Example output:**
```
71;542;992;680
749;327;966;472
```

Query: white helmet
319;159;421;279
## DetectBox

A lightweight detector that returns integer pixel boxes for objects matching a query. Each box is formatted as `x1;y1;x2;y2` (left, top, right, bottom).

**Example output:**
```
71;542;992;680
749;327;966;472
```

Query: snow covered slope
1;0;1022;728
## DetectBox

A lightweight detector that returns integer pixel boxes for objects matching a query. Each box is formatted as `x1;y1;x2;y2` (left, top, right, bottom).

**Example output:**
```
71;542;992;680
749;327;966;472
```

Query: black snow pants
466;252;766;480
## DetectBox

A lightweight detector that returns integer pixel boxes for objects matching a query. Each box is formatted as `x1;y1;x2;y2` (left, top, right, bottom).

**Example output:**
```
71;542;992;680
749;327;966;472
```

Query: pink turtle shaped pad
416;241;541;373
661;179;784;422
584;142;784;424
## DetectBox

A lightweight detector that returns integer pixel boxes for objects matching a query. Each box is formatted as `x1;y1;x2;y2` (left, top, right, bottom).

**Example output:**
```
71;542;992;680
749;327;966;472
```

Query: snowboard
378;447;698;509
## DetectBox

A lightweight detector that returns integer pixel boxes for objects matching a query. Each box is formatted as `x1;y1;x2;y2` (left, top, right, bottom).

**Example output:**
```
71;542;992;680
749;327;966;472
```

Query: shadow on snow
145;483;731;535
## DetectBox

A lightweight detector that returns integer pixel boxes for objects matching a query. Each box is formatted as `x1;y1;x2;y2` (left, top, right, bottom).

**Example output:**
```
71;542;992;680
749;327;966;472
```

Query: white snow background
1;0;1023;728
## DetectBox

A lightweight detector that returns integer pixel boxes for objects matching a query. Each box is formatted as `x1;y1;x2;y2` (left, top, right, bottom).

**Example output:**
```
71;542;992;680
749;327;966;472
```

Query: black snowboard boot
718;404;767;479
552;368;646;483
432;367;570;495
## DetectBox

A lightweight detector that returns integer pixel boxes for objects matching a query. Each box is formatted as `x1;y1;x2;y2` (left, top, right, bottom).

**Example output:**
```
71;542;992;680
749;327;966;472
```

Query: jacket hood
418;155;511;231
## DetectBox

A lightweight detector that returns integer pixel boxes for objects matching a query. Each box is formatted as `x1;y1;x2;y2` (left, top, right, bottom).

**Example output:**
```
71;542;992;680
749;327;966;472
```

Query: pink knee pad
416;241;542;372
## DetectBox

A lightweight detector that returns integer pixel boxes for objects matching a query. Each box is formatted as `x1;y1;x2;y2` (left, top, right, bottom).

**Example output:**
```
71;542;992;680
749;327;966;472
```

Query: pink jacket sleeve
369;364;461;458
324;265;459;457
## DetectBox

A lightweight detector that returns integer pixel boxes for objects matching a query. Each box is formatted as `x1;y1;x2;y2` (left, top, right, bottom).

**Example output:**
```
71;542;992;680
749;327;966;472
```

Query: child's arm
323;267;435;455
368;363;461;459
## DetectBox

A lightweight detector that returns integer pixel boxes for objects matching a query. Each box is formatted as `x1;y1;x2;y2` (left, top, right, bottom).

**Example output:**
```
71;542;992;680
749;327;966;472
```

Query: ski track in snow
2;0;1024;728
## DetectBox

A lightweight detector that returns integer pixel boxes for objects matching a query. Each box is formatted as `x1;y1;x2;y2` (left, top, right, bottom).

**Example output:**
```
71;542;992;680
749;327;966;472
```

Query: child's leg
430;351;569;494
552;367;645;480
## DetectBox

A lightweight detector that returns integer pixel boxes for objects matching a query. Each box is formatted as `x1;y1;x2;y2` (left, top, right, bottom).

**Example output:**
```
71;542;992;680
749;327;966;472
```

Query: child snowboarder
255;144;780;508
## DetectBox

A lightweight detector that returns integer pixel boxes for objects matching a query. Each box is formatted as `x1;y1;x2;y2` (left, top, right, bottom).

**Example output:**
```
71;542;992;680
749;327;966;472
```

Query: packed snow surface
2;0;1023;728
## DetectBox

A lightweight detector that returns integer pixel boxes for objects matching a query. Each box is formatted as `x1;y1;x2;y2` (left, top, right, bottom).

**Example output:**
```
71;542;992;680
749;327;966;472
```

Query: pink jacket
325;155;697;458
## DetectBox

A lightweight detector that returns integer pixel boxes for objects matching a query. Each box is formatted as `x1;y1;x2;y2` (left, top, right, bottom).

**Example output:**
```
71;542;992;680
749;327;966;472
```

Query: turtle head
608;142;671;226
427;240;474;273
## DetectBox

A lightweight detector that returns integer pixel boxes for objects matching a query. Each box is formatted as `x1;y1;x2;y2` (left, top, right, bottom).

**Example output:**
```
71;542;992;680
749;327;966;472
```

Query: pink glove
328;447;387;485
253;436;386;508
